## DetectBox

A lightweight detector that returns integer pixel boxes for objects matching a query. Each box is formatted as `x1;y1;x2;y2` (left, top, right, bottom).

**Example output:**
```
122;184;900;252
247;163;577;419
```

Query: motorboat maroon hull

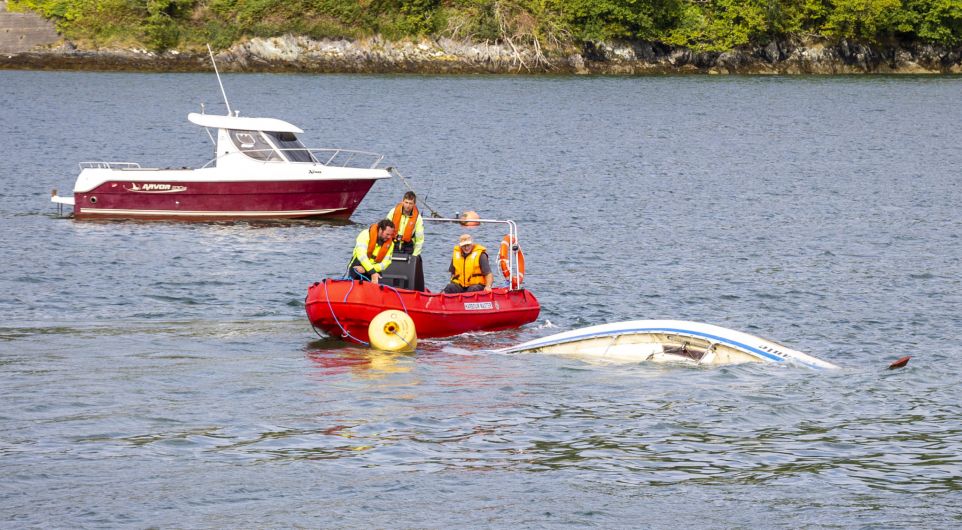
306;279;541;343
53;111;391;221
72;177;377;221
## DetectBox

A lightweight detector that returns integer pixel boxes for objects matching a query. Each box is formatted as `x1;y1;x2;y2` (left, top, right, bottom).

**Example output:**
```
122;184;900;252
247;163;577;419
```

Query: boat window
229;129;281;162
264;131;316;163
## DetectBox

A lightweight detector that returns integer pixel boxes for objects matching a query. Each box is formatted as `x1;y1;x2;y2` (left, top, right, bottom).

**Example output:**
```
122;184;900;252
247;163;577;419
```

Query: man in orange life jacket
385;191;424;256
347;219;396;284
442;233;493;294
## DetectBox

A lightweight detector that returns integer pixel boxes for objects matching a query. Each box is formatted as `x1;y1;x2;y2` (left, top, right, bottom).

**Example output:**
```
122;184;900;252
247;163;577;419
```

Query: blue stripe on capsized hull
508;326;821;367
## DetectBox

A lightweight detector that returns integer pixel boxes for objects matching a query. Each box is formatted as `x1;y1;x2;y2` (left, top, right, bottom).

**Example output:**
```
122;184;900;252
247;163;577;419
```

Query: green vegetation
9;0;962;53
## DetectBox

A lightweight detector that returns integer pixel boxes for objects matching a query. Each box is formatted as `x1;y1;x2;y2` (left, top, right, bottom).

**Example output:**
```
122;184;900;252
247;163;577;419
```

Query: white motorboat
51;46;391;221
50;112;391;221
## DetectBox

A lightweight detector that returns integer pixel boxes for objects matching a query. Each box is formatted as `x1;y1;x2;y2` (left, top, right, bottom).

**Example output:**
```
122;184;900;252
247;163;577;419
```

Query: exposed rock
568;53;587;75
762;40;782;63
2;32;962;75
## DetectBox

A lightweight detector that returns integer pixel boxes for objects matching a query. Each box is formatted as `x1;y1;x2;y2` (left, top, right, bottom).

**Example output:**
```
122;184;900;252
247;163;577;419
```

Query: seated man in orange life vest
347;219;396;285
442;233;493;294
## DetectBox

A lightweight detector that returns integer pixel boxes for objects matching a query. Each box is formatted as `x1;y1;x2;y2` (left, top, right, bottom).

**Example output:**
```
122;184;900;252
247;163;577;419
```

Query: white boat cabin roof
187;112;303;133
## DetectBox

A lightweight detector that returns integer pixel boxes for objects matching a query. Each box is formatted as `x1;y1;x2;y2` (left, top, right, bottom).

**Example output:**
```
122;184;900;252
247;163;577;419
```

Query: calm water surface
1;71;961;527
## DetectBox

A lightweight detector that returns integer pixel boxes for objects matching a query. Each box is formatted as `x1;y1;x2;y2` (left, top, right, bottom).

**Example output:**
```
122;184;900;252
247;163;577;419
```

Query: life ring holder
498;235;525;289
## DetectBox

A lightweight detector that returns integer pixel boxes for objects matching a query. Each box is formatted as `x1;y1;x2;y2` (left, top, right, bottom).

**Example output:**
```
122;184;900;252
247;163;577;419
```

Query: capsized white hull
498;319;838;369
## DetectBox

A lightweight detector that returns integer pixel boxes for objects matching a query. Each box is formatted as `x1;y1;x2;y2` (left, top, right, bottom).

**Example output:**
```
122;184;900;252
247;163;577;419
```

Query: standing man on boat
382;191;426;291
347;219;396;285
442;234;493;294
386;191;424;256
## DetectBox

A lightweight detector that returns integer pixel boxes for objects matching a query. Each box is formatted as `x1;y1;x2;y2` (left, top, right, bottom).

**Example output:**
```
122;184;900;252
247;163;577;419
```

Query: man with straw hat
442;233;493;294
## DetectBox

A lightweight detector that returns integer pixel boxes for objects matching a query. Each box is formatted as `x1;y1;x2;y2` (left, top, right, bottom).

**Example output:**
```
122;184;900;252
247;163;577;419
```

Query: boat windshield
229;129;282;162
264;131;316;163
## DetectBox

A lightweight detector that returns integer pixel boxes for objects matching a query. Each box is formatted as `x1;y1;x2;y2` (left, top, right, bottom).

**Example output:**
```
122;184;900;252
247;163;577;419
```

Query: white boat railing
199;148;385;169
423;217;524;290
79;161;142;170
313;149;385;169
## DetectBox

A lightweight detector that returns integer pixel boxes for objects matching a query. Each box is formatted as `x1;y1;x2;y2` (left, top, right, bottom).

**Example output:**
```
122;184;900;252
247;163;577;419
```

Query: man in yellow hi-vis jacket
385;191;424;256
347;219;396;284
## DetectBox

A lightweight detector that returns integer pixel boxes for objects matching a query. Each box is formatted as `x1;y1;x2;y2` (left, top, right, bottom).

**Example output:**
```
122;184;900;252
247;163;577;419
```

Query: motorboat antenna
207;43;232;115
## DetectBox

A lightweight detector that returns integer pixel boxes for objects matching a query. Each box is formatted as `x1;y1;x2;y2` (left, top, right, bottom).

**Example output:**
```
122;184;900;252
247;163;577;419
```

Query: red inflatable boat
305;279;540;343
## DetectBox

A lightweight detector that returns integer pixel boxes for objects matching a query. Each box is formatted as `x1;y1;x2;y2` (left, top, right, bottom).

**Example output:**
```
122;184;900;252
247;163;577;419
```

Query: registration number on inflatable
463;302;494;310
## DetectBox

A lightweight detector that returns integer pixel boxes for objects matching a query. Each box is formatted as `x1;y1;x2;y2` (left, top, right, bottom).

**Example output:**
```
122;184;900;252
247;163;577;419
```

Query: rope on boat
321;270;414;347
388;327;416;351
388;167;442;218
378;283;410;316
342;269;411;317
323;279;370;346
309;320;326;340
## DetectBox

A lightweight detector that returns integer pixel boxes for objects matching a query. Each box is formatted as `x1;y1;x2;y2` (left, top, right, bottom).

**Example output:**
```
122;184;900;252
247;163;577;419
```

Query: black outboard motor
381;253;425;291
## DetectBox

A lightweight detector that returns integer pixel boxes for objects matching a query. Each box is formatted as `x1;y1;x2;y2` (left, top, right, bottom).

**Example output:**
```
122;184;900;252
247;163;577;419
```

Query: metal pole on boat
502;219;515;286
422;217;524;290
207;43;232;116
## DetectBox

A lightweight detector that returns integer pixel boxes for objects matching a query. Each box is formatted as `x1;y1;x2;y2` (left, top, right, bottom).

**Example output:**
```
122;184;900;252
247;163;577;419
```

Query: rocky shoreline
3;34;962;75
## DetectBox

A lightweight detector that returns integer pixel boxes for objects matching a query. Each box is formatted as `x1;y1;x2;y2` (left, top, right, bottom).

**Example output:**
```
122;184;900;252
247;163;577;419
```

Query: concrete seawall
0;1;59;53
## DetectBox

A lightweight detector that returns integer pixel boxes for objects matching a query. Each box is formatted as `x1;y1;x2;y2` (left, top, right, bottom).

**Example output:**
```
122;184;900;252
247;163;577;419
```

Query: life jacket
391;204;420;243
366;224;390;262
451;244;487;287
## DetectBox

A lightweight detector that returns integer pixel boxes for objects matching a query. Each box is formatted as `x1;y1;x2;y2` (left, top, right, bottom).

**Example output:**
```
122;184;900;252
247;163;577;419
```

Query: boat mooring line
323;279;369;345
388;167;442;218
330;278;413;346
379;282;411;317
389;328;416;351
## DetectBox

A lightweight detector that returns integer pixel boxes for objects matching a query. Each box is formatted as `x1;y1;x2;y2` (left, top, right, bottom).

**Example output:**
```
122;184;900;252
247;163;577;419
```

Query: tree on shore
9;0;962;52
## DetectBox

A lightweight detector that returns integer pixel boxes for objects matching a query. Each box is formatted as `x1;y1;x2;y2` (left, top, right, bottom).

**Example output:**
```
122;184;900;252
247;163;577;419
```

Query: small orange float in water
888;356;911;369
459;210;480;227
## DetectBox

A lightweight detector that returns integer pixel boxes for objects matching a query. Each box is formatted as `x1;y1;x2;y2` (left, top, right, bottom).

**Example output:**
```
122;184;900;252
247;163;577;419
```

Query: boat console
381;252;425;291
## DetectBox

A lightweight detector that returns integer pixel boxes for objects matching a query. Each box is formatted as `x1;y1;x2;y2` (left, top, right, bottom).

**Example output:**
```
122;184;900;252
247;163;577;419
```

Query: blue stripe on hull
514;326;790;364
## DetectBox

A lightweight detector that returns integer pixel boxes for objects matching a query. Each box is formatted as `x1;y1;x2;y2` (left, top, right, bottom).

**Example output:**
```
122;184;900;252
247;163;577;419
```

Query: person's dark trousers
442;283;485;294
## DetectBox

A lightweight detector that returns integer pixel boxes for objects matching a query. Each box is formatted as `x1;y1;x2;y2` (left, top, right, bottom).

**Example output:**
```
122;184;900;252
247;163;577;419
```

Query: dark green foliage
557;0;684;42
9;0;962;52
905;0;962;44
144;0;194;51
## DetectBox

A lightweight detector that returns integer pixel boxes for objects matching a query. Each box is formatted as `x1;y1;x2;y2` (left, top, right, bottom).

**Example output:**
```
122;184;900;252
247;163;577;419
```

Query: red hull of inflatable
305;279;540;342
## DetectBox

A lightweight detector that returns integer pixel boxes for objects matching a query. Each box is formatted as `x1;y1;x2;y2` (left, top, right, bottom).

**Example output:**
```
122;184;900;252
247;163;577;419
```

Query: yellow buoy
368;310;417;352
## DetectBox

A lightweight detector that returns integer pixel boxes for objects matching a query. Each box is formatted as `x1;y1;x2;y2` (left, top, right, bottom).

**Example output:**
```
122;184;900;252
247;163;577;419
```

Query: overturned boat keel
499;320;839;370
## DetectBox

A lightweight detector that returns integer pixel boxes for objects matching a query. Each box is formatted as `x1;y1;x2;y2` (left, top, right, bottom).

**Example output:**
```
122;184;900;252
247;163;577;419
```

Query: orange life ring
498;235;525;289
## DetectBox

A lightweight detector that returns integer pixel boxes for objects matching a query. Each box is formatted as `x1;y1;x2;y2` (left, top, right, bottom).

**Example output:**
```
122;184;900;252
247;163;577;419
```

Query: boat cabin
187;112;316;168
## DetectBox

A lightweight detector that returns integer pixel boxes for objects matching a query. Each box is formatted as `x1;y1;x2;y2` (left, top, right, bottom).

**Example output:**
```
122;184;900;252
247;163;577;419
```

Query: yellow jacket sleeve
413;214;425;256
